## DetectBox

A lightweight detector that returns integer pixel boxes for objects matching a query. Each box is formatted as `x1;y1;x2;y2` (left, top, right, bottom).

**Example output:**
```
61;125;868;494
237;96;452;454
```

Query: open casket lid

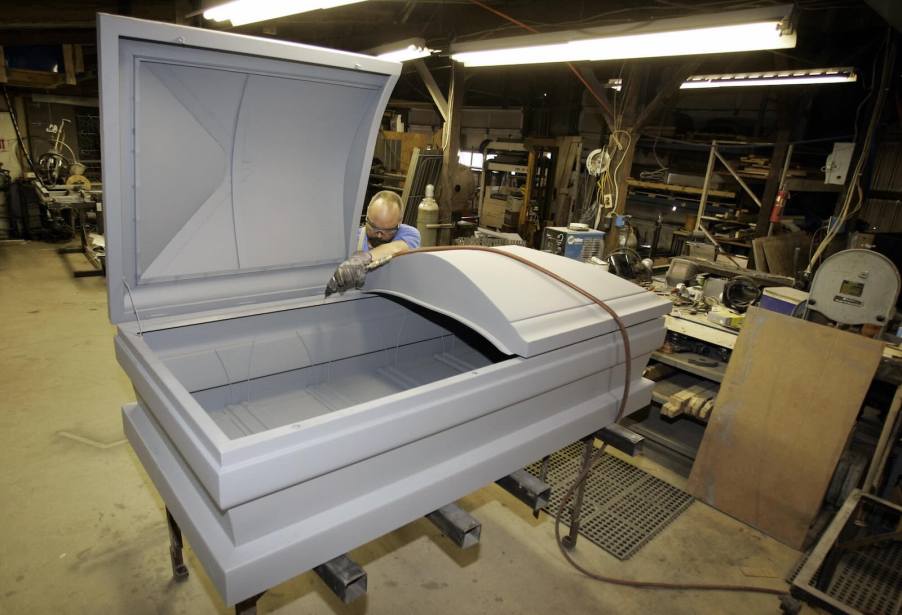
364;246;672;357
98;14;400;324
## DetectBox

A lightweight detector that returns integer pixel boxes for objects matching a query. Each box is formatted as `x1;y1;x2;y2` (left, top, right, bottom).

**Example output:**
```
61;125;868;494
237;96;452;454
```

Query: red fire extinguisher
770;189;789;224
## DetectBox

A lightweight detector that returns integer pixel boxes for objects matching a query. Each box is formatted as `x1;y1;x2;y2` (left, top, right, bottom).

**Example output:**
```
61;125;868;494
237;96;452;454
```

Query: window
457;150;486;170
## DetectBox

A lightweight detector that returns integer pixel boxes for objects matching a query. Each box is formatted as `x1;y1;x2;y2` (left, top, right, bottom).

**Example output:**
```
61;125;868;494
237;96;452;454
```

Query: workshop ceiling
0;1;893;107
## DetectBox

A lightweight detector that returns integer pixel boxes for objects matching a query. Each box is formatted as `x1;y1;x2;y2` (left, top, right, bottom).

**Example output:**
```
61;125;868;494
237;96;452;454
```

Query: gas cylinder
416;184;440;247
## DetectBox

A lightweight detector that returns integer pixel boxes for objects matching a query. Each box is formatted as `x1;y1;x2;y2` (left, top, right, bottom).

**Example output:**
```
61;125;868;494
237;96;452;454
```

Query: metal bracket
234;592;265;615
313;554;367;604
597;424;644;456
165;507;189;581
496;468;550;514
426;503;481;549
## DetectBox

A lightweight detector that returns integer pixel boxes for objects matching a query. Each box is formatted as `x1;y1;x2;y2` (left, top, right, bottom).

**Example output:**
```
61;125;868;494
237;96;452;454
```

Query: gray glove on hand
325;251;372;297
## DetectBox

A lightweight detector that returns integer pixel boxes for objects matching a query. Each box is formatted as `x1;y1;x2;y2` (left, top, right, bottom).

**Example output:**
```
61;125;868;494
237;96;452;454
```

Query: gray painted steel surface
99;14;670;606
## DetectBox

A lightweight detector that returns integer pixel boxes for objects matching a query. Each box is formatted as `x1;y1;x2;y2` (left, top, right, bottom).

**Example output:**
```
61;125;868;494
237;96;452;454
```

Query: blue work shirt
356;223;421;252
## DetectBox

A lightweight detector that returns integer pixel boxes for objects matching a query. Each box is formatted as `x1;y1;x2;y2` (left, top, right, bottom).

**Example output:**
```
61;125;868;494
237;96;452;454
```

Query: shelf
784;178;843;192
712;237;752;248
627;178;736;199
651;350;727;383
487;162;529;174
700;216;756;226
622;406;705;470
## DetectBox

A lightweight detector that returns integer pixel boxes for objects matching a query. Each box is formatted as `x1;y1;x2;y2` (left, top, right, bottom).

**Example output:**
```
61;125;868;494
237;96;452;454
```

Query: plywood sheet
751;237;768;272
688;307;883;549
759;232;810;276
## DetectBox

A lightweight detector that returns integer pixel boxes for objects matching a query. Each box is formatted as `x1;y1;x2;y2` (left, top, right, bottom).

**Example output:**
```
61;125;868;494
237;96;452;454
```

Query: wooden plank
4;68;65;88
62;44;77;86
0;47;7;84
552;136;581;226
74;44;85;73
412;60;448;122
380;130;440;174
627;178;736;199
751;236;769;272
760;232;810;277
651;349;727;383
663;313;738;350
687;308;883;549
518;150;536;229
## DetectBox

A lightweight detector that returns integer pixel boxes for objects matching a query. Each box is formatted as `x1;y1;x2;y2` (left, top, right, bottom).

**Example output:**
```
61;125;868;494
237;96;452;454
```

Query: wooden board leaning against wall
688;307;884;549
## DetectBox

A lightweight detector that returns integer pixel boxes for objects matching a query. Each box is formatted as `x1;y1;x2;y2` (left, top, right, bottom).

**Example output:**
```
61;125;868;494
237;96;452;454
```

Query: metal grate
526;442;694;560
791;544;902;615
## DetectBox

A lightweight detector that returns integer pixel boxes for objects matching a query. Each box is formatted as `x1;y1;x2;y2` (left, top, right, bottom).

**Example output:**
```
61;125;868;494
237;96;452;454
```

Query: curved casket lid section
98;14;400;324
362;246;671;358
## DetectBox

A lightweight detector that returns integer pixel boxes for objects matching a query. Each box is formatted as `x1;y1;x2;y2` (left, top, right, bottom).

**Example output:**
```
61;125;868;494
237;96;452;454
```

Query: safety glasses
365;217;400;236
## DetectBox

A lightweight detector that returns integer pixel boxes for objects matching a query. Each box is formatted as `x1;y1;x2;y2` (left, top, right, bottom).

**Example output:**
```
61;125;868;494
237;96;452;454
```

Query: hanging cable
806;31;894;275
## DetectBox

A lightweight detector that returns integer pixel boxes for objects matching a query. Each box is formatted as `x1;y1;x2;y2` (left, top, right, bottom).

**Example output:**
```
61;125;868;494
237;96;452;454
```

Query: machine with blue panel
541;224;606;262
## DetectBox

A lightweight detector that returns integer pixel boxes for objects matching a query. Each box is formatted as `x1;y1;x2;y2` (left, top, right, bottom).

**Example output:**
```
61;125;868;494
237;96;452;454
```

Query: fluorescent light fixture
606;67;857;91
451;5;796;67
368;38;438;63
204;0;368;26
681;67;857;88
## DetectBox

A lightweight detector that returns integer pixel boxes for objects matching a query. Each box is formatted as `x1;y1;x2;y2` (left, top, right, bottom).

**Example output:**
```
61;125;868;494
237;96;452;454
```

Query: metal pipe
694;142;718;232
713;148;763;209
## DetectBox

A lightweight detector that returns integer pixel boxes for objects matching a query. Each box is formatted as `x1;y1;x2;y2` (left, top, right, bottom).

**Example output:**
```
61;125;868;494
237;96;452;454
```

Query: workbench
32;181;105;277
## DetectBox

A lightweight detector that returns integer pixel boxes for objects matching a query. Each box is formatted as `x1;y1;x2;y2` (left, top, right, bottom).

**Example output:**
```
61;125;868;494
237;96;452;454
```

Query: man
325;190;421;296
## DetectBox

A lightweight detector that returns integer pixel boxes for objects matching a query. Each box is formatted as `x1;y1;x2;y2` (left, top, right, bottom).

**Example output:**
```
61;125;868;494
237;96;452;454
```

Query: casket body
98;14;669;605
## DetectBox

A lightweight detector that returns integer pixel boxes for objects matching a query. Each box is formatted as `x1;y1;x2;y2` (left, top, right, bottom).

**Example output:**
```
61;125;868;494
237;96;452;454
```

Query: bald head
365;190;404;247
367;191;403;229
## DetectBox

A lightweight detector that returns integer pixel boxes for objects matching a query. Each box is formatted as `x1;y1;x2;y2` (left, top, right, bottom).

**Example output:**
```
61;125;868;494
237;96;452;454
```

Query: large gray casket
98;13;670;605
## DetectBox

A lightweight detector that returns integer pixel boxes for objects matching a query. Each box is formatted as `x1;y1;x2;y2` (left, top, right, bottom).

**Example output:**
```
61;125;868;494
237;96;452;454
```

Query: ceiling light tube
681;68;857;88
367;38;439;63
605;67;857;91
451;5;796;67
204;0;368;26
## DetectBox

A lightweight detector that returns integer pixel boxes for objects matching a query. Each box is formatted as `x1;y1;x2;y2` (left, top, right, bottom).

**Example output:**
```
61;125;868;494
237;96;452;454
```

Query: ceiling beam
413;59;449;122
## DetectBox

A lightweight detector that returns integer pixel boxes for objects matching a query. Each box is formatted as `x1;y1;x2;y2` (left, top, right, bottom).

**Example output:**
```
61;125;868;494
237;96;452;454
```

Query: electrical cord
387;245;788;598
806;31;894;274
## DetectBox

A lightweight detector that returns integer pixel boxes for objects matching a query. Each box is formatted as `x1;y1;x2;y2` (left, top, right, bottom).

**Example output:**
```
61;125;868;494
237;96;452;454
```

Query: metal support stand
234;592;265;615
561;436;595;550
313;554;367;604
534;454;552;518
165;507;189;582
56;205;105;278
597;424;644;456
426;503;481;549
57;245;104;277
496;468;550;514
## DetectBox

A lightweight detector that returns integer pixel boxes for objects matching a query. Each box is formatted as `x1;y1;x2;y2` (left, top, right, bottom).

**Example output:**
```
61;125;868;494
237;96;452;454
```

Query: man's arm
325;226;421;297
369;224;421;263
368;239;412;262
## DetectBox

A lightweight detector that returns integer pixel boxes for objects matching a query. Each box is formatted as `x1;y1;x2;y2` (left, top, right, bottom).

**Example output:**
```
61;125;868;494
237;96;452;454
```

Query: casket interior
140;294;513;440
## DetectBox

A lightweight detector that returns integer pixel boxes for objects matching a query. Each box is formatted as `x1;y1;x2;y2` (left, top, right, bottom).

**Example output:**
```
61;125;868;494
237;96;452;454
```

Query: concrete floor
1;240;813;614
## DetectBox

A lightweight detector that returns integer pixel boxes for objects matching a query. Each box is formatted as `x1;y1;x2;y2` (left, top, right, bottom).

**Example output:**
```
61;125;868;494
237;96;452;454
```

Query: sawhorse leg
165;507;189;581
